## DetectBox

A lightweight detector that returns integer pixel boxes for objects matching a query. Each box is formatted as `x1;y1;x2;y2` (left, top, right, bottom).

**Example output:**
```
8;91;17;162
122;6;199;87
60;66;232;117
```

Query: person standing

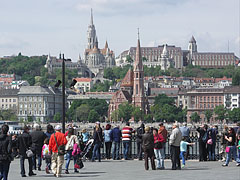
45;124;54;139
220;125;228;161
30;123;47;171
104;124;112;160
222;128;236;167
158;123;168;154
18;125;36;177
142;126;156;170
180;137;195;168
0;125;12;180
65;128;79;174
49;125;67;177
197;124;208;161
91;124;103;162
136;123;145;160
110;125;121;160
169;123;182;170
207;125;218;161
153;128;165;169
122;122;134;160
179;122;190;159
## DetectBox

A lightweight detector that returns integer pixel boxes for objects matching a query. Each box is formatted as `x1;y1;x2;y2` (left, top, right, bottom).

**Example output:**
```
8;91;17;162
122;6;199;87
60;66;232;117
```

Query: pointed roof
105;40;109;49
120;69;134;87
47;53;51;61
189;36;196;43
134;29;143;71
90;8;93;25
161;44;169;58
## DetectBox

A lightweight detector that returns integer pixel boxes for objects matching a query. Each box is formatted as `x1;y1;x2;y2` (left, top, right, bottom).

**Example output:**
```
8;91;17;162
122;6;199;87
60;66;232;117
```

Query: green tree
131;107;143;122
214;105;226;122
76;104;90;122
111;110;120;122
191;112;200;123
227;108;240;123
88;109;100;123
232;69;240;85
204;110;213;122
118;102;134;122
126;55;133;63
53;112;61;122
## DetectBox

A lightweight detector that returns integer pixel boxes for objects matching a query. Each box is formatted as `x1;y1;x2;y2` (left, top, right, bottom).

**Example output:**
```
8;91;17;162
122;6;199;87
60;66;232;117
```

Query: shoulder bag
54;133;66;156
22;136;34;158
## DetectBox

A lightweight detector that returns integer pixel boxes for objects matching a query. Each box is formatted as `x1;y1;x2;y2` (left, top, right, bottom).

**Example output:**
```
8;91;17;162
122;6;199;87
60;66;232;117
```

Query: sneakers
74;170;79;173
65;170;69;174
38;167;41;171
181;164;185;168
21;174;27;177
45;167;50;174
28;172;37;176
222;164;228;167
236;163;240;166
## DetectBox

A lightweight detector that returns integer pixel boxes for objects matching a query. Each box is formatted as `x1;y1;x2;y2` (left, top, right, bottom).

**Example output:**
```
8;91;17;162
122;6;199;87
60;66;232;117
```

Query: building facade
74;78;93;92
0;89;19;111
17;86;63;122
224;86;240;110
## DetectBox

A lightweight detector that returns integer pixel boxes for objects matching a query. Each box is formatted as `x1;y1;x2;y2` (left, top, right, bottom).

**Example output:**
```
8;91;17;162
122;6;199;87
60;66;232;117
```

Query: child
180;137;195;168
42;138;51;174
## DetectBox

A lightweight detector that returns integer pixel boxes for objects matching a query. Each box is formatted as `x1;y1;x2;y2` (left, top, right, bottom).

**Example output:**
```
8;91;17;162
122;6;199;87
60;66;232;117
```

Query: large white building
224;86;240;110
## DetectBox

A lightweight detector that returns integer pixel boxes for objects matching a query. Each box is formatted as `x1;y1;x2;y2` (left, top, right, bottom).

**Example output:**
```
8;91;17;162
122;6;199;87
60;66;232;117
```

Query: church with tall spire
84;9;116;76
108;31;149;121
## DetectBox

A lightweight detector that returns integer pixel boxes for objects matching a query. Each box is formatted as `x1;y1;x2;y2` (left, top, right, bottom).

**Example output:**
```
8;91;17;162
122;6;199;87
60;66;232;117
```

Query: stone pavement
8;159;239;180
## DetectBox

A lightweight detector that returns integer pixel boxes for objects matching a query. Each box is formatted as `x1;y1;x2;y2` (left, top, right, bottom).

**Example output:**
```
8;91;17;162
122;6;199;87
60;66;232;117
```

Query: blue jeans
112;141;120;159
180;151;186;165
65;150;77;171
238;149;240;160
225;146;236;165
207;143;215;161
0;162;10;180
123;141;130;160
154;148;165;168
32;152;42;169
92;143;101;162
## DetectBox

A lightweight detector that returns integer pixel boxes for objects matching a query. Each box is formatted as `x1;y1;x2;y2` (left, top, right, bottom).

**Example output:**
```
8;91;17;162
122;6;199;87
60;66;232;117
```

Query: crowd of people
0;121;239;179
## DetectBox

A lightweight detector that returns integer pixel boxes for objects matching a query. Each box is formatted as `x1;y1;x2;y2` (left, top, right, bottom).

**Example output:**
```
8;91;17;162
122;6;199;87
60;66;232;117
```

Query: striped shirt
122;126;133;141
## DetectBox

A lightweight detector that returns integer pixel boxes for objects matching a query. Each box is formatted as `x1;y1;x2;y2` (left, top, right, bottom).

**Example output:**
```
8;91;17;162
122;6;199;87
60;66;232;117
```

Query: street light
62;54;66;133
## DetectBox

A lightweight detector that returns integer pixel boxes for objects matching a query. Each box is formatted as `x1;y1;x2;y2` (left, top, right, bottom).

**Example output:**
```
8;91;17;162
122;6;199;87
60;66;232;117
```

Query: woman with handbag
153;128;165;169
91;125;103;162
65;128;79;174
222;128;236;167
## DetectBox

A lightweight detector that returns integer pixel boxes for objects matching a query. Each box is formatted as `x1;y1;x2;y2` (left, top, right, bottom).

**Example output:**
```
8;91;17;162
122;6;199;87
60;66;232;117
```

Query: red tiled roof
121;69;134;87
75;78;92;82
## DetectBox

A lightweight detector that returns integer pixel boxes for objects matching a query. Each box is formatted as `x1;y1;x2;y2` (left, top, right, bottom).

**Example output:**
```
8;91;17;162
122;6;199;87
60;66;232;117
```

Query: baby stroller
81;139;94;160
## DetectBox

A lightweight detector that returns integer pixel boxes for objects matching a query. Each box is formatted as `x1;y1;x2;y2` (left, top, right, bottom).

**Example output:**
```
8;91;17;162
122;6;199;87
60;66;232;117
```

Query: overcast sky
0;0;239;60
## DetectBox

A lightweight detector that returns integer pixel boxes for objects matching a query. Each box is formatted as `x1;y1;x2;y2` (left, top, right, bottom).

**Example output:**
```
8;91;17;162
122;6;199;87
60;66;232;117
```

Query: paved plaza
8;159;239;180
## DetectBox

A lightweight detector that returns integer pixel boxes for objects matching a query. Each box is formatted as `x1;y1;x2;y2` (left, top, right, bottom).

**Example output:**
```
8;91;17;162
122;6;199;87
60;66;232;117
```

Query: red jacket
158;126;168;143
154;133;164;144
49;131;67;153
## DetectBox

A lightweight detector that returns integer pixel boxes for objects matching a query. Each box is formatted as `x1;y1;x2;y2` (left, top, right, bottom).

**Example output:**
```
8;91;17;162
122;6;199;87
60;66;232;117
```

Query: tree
118;102;134;122
75;104;90;122
214;105;226;122
142;57;148;62
204;110;213;122
227;108;240;123
0;109;17;121
232;69;240;85
111;110;120;122
154;94;175;107
131;107;143;122
191;112;200;123
53;112;61;123
88;109;100;123
126;55;133;63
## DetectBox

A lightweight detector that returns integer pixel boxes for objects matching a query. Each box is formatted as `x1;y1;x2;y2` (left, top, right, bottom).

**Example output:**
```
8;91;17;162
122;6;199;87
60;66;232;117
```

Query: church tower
188;36;197;54
87;9;97;49
132;30;145;112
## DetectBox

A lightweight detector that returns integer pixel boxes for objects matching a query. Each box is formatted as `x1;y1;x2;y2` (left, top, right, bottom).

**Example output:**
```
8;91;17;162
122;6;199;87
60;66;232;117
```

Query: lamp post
62;54;66;133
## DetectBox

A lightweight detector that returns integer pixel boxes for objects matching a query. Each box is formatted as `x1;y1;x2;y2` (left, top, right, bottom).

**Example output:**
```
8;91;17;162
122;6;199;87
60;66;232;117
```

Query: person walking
45;124;54;139
0;125;12;180
222;128;236;167
18;125;36;177
104;124;112;160
49;125;67;177
136;123;145;160
180;137;195;168
30;123;47;171
169;123;182;170
42;138;51;174
81;129;90;160
197;124;208;161
65;128;79;174
122;122;134;160
153;128;165;169
110;125;121;160
91;124;103;162
142;126;156;170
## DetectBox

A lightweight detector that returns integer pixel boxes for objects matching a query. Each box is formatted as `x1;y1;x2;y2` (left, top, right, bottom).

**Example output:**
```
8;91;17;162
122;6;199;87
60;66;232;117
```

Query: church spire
105;40;109;49
134;28;143;71
90;8;93;25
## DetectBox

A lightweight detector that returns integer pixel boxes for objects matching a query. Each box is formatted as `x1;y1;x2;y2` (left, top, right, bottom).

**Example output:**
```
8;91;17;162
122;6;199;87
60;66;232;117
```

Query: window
24;104;27;108
136;84;138;94
20;111;22;115
39;111;41;115
211;97;214;101
9;99;11;102
136;73;138;78
5;99;7;102
215;97;217;101
219;97;222;101
1;99;4;102
207;97;210;102
13;99;16;102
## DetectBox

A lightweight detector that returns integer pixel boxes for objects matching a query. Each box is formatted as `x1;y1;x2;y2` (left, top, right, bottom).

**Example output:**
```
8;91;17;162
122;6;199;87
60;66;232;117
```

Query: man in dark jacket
0;124;12;180
136;123;145;160
197;124;208;162
18;125;36;177
30;123;47;171
142;126;156;170
110;125;122;160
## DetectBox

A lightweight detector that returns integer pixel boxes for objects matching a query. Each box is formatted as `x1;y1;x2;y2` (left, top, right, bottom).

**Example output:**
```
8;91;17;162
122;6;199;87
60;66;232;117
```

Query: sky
0;0;239;61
